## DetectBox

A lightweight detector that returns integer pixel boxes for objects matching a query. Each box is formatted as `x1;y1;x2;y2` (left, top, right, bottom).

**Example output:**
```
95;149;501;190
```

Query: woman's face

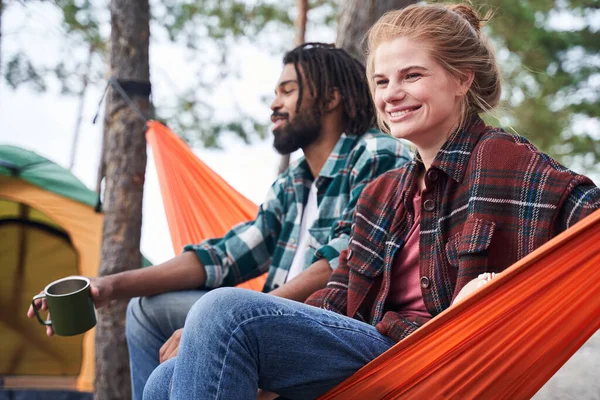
372;36;470;151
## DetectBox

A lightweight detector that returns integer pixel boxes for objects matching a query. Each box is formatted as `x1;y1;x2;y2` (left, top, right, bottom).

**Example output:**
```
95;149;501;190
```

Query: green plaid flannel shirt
184;130;412;292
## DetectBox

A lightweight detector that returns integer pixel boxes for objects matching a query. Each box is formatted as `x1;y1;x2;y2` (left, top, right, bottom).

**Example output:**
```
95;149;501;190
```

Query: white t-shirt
286;183;319;282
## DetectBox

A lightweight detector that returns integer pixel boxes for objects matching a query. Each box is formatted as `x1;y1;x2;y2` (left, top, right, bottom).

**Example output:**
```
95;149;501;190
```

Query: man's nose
271;95;282;111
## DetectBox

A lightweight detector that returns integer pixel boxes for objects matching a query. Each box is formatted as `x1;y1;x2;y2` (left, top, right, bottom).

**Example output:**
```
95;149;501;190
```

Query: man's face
270;63;322;155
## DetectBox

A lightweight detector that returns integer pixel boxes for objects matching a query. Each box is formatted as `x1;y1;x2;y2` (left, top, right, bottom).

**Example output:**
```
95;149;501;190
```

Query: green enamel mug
31;276;97;336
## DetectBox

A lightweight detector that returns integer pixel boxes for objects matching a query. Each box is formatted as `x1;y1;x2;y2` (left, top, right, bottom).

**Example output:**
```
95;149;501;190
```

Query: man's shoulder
348;129;412;163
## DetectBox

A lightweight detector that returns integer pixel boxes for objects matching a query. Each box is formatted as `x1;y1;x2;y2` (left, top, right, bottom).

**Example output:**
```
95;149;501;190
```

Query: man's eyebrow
274;80;298;93
372;65;427;80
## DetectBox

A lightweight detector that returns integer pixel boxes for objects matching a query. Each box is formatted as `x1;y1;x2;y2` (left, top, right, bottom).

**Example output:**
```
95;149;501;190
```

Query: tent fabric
0;145;149;394
320;208;600;400
146;121;266;291
0;174;101;392
0;145;98;208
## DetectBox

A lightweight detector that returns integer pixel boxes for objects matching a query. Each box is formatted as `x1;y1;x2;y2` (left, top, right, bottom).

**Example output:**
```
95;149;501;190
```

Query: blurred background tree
1;3;598;398
3;0;597;174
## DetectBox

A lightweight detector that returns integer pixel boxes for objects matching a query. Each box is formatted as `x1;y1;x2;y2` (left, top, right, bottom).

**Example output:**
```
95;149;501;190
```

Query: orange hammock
321;208;600;399
146;120;266;291
147;121;600;398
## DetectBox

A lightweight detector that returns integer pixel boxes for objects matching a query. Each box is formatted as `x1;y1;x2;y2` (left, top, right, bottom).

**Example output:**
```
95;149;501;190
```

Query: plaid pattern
184;130;412;292
306;117;600;343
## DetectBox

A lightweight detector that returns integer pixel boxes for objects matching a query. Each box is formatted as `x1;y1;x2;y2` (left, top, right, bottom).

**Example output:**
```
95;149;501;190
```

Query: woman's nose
383;83;405;104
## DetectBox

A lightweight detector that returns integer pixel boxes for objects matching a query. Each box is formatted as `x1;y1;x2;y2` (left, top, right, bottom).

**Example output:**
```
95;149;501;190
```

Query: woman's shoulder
473;127;573;176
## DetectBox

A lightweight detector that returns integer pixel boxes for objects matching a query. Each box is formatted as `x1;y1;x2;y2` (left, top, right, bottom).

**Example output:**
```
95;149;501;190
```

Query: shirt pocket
445;217;497;272
308;226;331;248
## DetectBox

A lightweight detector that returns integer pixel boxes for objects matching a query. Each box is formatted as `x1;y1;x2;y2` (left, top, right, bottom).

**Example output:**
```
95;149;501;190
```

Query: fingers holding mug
27;292;47;318
30;293;55;336
29;276;96;337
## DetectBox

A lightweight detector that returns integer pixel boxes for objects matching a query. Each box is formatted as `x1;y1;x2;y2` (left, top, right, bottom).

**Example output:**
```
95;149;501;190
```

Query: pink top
387;193;430;318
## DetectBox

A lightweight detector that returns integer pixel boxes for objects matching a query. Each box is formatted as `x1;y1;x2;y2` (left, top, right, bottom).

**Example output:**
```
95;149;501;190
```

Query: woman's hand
453;272;496;305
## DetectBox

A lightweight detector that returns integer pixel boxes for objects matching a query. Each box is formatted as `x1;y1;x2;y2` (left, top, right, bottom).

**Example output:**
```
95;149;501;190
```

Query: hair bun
448;3;484;34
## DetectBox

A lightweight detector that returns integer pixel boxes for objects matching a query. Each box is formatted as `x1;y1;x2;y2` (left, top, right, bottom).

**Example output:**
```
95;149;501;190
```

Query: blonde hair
366;3;501;133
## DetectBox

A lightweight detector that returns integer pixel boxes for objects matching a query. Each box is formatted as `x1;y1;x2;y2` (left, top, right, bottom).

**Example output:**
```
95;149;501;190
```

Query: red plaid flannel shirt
306;117;600;342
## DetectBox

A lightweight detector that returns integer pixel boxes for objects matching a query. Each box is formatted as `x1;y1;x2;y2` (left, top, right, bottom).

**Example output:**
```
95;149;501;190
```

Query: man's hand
27;276;114;337
269;259;332;302
160;328;184;363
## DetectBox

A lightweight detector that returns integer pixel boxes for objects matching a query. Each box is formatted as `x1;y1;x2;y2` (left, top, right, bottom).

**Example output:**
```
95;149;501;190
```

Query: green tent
0;145;150;397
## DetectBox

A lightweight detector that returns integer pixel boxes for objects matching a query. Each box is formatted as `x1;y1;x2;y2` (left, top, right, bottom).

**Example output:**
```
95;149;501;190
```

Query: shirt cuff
183;244;222;288
312;244;341;270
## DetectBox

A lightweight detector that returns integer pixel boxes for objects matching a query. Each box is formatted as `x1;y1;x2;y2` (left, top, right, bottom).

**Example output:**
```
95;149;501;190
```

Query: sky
0;3;334;264
2;3;597;264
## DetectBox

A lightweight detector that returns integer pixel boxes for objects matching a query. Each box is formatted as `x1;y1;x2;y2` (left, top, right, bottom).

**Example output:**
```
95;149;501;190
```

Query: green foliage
149;0;296;147
158;0;293;43
5;52;47;91
483;0;600;174
5;0;597;170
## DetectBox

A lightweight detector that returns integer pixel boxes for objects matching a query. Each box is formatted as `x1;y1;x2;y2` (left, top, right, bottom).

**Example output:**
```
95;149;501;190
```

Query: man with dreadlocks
32;43;410;400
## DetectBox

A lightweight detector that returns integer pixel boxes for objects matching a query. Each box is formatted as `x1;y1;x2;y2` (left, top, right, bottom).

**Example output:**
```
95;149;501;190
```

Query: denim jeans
143;287;395;400
126;290;209;400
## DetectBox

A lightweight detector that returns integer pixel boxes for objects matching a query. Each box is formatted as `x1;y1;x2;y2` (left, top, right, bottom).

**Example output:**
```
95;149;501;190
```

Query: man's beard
272;109;322;155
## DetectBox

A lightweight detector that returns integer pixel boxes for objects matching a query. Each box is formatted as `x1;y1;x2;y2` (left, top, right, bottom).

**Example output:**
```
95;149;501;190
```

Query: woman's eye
283;89;295;95
405;73;421;80
375;79;388;86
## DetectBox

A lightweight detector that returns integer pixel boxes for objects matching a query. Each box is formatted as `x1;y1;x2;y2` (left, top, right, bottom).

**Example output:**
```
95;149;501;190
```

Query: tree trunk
277;0;309;175
95;0;150;398
336;0;418;63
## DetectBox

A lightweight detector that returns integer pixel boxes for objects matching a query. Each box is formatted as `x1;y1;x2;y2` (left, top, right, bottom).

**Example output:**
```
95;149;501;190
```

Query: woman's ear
457;70;475;96
325;88;342;111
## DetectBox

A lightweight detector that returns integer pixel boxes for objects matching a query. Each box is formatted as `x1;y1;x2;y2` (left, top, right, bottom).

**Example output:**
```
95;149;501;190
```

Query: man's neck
301;107;345;178
302;134;341;178
302;124;343;178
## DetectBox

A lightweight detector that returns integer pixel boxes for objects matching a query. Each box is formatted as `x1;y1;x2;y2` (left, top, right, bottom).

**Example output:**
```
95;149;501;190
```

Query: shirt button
290;238;296;244
427;169;439;182
423;199;435;211
420;276;431;289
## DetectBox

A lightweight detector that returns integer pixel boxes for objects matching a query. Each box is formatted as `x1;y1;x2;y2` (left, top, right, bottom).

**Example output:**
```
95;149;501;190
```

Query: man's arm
269;259;332;302
312;135;411;271
305;248;351;315
100;251;206;301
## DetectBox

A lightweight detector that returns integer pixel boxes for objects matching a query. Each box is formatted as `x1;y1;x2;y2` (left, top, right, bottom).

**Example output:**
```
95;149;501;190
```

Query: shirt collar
415;116;487;184
292;133;359;181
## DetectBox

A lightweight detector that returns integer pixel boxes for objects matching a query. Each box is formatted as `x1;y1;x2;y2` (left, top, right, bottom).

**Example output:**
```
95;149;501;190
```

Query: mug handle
31;293;52;326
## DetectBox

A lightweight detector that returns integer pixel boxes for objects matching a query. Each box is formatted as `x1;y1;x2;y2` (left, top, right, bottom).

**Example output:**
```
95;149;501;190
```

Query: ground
534;330;600;399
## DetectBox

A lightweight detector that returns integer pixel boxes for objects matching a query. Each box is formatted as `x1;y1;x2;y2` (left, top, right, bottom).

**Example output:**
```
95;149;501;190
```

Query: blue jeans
126;290;209;400
143;288;395;400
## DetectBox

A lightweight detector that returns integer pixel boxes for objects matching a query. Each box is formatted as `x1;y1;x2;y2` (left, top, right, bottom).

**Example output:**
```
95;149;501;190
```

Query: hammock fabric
146;120;266;291
321;208;600;399
147;120;599;398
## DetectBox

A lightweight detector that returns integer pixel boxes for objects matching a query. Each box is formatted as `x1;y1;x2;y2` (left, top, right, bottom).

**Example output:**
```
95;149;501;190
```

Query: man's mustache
271;111;289;119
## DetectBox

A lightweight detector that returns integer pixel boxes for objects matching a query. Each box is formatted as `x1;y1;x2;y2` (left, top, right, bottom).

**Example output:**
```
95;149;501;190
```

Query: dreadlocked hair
282;42;375;136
